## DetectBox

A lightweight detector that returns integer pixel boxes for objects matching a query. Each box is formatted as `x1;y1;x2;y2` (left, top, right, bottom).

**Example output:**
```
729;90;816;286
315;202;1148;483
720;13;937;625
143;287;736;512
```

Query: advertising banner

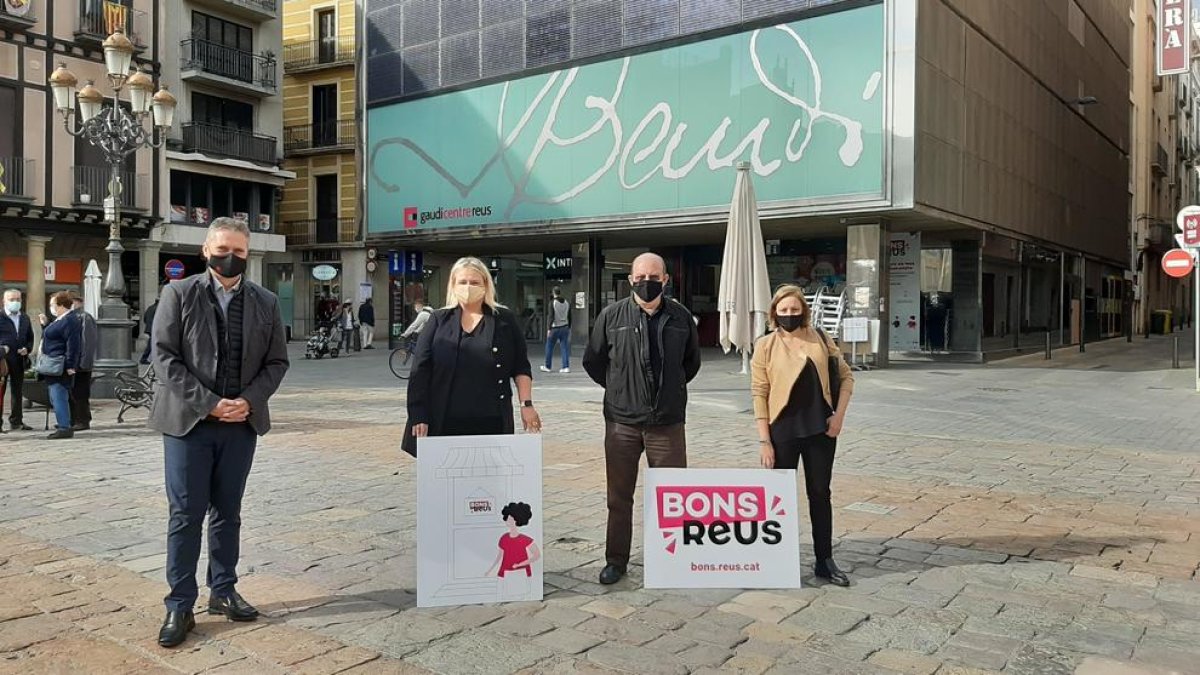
643;469;802;589
367;3;886;234
417;434;543;608
1158;0;1192;76
888;232;921;351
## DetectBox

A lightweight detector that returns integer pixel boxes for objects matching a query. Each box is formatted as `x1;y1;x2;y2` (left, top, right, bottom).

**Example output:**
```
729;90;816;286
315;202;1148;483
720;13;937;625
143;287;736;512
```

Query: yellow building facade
281;0;356;246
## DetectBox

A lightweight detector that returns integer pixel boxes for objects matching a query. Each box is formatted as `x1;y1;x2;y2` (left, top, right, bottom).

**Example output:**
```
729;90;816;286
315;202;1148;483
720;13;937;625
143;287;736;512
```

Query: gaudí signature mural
367;3;885;233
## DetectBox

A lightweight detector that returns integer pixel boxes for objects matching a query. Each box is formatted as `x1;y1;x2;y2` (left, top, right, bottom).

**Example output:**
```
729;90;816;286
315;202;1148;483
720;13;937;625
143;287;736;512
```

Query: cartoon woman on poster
487;502;541;601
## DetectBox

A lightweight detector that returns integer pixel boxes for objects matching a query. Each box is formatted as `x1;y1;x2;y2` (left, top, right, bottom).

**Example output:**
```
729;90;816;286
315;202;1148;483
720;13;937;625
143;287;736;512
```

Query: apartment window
192;12;252;52
317;8;337;63
193;92;254;130
312;84;337;146
0;86;16;159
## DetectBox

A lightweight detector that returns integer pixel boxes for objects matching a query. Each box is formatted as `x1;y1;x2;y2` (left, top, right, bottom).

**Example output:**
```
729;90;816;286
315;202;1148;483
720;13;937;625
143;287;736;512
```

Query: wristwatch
522;400;534;408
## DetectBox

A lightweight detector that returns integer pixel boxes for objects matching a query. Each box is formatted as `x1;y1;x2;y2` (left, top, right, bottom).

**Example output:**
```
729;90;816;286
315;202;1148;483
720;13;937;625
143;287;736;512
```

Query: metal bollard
1173;336;1181;369
1045;331;1051;360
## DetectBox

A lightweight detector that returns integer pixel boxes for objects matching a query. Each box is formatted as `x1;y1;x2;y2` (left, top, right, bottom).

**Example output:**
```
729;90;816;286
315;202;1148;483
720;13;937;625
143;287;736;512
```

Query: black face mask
207;253;248;279
632;279;664;304
777;315;806;333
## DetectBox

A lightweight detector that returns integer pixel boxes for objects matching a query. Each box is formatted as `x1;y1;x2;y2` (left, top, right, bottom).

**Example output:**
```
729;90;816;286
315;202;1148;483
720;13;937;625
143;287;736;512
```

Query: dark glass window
192;93;254;130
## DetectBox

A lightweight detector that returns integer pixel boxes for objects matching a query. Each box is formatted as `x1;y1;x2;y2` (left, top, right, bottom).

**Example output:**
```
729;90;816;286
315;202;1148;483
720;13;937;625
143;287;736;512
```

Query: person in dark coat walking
402;257;541;456
358;298;376;349
0;288;35;432
583;252;701;586
68;295;99;431
38;292;81;440
149;218;290;648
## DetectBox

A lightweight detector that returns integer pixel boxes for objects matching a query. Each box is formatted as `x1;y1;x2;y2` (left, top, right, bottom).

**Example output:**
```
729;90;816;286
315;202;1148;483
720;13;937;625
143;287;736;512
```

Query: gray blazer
74;308;99;371
149;273;290;438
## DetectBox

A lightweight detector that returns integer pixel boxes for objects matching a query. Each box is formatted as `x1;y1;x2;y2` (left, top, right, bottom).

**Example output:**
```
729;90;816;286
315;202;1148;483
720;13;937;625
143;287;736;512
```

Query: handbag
816;328;841;408
35;352;65;377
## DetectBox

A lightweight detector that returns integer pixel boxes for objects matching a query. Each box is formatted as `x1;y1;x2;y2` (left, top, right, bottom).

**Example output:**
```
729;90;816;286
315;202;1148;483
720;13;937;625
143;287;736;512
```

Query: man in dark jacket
583;252;701;585
149;218;289;648
0;288;35;432
69;295;100;431
358;297;376;349
140;286;163;365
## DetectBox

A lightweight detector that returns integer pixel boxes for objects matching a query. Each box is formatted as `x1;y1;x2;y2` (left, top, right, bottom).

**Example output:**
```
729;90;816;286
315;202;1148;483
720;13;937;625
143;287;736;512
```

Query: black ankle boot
814;558;850;587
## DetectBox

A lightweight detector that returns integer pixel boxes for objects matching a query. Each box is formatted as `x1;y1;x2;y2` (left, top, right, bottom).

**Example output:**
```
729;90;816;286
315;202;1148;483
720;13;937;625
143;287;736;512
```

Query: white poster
417;434;543;608
643;469;802;589
358;282;373;303
888;232;921;351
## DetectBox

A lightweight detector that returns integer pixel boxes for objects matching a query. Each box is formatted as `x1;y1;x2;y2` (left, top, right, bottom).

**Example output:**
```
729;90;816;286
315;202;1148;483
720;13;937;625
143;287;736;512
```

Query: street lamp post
48;29;177;392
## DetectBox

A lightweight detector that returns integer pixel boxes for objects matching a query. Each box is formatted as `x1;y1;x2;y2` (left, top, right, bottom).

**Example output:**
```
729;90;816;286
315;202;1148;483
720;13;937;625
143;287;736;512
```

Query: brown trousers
604;421;687;567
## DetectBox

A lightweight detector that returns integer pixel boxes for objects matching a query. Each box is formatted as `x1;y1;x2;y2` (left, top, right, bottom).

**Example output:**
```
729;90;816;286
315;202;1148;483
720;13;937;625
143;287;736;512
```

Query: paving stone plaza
0;335;1197;674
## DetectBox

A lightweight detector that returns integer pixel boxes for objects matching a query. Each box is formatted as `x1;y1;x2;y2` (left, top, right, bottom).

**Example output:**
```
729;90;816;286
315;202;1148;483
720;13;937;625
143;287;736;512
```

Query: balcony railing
283;36;355;71
181;122;278;165
72;165;139;209
1153;143;1169;178
0;157;34;200
280;218;358;246
77;1;148;48
181;39;277;93
284;120;355;153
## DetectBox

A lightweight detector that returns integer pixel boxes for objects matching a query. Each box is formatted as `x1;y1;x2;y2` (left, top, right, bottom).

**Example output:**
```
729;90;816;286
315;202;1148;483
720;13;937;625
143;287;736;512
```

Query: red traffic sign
1185;214;1200;246
164;259;186;280
1162;249;1195;278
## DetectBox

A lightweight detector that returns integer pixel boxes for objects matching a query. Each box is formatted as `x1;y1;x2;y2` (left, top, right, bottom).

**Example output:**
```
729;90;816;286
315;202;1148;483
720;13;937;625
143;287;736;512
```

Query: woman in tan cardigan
751;285;855;586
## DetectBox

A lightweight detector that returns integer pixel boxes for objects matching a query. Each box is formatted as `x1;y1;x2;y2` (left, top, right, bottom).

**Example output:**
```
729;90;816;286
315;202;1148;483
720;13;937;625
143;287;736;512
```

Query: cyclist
401;300;433;343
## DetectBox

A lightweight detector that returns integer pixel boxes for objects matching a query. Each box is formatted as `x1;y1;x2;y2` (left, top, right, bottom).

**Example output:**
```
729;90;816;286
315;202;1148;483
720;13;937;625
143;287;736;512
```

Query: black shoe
157;610;195;648
207;590;259;621
364;345;375;349
814;558;850;587
47;429;74;440
599;564;626;585
71;423;90;431
12;423;32;431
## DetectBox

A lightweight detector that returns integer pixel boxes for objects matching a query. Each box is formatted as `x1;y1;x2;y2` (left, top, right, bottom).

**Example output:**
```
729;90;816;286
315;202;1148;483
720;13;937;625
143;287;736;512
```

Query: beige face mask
454;285;486;305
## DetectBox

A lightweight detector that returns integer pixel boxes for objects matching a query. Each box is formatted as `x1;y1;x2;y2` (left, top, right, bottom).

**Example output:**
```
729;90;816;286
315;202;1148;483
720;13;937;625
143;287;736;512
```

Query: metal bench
116;368;155;423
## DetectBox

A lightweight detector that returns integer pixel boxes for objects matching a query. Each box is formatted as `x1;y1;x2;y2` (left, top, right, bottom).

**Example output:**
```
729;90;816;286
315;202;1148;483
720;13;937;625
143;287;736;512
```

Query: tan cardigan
750;329;855;422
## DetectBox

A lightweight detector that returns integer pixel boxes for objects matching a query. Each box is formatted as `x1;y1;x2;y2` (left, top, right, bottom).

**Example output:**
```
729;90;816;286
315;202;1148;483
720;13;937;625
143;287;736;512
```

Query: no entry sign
1162;249;1195;278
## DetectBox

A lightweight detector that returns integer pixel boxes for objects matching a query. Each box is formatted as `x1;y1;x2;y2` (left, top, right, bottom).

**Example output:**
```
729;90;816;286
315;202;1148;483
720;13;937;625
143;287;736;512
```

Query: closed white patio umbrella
83;259;102;317
718;162;772;374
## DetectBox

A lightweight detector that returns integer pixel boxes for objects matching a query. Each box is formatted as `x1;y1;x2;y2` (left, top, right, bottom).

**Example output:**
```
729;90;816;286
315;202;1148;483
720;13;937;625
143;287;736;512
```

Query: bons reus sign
1158;0;1192;76
643;469;801;589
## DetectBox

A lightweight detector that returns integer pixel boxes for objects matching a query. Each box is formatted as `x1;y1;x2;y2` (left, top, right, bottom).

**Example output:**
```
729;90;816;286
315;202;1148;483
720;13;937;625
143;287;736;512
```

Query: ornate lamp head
48;63;78;115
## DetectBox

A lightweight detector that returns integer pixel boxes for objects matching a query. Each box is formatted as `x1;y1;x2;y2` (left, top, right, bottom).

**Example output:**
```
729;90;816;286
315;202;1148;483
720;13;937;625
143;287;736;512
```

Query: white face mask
4;301;19;314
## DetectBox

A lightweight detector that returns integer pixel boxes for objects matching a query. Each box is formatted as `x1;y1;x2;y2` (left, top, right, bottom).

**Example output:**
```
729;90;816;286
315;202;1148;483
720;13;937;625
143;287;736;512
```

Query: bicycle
389;336;419;379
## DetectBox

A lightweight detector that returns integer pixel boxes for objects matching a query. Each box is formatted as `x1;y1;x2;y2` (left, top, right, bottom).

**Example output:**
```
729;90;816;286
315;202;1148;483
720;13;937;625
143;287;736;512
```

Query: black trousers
163;421;257;611
772;432;837;560
3;356;24;426
69;370;92;426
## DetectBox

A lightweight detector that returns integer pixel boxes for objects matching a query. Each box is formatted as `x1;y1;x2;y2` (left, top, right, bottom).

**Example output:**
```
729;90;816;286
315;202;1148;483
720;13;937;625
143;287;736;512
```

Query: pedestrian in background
37;292;80;440
358;297;376;349
400;300;432;343
583;252;701;585
0;289;34;432
149;218;289;648
402;256;540;456
338;300;356;354
750;284;855;587
140;285;164;366
69;294;99;431
540;286;571;374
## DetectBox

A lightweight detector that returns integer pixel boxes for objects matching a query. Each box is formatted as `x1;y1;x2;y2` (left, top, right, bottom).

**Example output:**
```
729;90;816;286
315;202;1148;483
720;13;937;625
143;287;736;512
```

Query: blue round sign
164;259;186;280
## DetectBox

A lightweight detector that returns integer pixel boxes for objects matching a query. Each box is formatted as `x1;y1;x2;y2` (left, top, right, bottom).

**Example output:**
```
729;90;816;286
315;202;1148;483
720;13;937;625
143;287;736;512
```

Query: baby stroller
304;325;340;359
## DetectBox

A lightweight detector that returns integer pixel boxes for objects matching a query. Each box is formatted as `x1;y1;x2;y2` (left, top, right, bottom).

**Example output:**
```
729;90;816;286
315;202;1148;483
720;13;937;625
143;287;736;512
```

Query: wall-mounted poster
888;232;921;351
417;434;543;608
643;468;801;589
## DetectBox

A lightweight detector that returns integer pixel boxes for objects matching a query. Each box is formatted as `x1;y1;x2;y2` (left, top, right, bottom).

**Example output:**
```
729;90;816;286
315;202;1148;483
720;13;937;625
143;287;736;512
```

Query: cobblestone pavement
1;334;1197;674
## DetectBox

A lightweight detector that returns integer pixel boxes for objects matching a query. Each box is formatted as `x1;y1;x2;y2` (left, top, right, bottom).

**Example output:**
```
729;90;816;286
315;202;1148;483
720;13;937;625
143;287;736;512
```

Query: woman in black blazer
402;257;540;456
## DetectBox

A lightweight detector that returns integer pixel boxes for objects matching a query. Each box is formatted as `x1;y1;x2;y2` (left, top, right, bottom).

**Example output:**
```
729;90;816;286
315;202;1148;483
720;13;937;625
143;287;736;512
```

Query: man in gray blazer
149;218;289;648
69;294;99;431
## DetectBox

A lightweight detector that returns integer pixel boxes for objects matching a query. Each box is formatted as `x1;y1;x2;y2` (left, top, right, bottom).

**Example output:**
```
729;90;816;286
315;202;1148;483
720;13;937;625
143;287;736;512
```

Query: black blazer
402;305;532;456
0;312;34;362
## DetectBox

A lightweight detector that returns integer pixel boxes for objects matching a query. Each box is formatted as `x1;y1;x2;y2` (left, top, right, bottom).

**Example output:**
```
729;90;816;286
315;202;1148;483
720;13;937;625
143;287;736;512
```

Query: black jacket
583;297;701;426
40;312;81;378
0;312;34;363
358;302;375;326
73;308;100;371
142;301;157;336
402;305;531;456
